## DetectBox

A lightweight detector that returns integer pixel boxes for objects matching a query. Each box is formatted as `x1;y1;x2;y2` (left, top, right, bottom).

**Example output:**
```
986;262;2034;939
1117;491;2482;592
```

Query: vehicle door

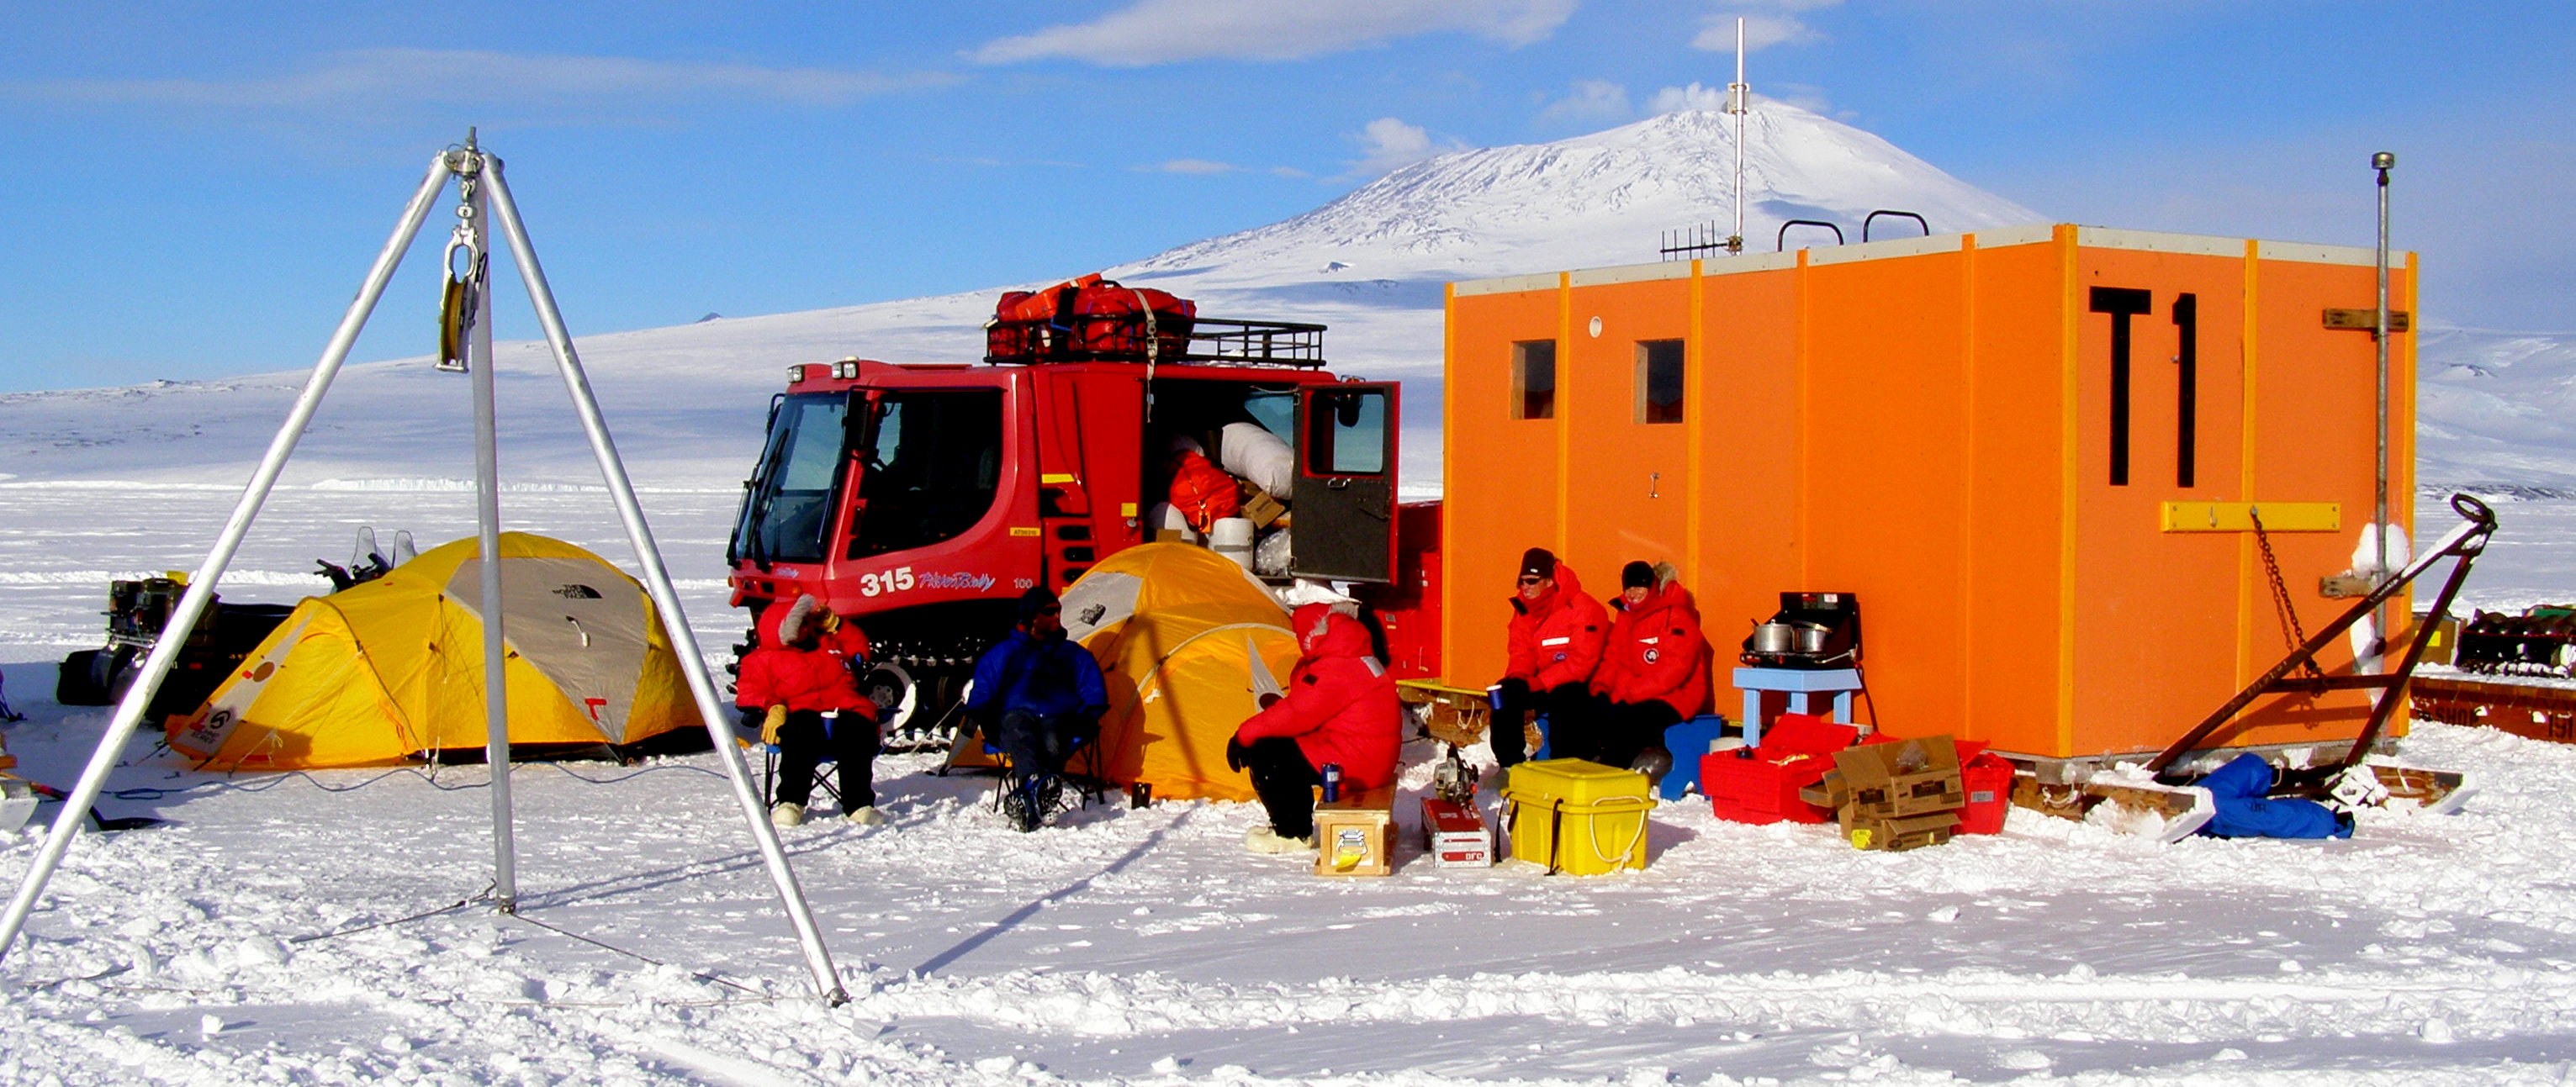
1290;383;1399;582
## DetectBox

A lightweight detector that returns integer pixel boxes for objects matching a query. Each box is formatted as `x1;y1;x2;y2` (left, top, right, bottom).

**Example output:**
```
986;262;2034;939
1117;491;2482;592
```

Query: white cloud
1537;79;1632;126
974;0;1578;66
1648;82;1728;114
1648;83;1838;119
1689;1;1840;53
14;49;950;111
1348;117;1468;177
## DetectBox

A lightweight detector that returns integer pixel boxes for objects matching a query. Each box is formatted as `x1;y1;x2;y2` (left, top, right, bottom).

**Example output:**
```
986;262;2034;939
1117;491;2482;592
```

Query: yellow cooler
1500;759;1656;875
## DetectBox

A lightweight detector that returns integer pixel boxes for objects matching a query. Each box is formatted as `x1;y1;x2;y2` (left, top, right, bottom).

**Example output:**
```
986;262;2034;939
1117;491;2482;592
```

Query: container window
1637;340;1685;424
1511;340;1556;419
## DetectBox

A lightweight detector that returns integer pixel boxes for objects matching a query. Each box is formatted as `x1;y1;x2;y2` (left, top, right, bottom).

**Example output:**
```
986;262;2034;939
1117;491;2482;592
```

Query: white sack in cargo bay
1221;421;1295;500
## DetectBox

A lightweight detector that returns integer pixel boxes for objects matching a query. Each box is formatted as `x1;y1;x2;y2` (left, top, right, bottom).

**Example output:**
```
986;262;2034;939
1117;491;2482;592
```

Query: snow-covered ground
3;483;2576;1085
9;100;2576;1083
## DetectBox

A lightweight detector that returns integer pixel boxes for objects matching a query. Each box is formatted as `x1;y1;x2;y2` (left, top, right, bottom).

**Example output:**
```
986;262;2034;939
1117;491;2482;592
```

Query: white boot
845;805;887;827
770;802;805;828
1244;826;1313;854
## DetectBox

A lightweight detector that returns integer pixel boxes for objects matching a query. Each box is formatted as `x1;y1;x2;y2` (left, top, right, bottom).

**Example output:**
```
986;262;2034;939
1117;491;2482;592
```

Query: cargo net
985;313;1326;368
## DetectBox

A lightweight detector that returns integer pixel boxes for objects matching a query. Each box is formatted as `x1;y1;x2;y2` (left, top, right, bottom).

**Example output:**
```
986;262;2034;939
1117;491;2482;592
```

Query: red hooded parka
1234;604;1402;790
733;599;879;718
1592;570;1711;717
1505;561;1610;691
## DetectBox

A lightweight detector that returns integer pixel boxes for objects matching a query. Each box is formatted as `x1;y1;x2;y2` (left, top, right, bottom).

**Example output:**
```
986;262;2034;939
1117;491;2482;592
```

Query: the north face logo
551;583;603;599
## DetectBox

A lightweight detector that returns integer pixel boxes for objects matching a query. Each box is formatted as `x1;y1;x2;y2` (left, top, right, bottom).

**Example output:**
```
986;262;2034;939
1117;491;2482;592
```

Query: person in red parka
1491;547;1608;770
734;594;884;828
1228;603;1401;853
1565;561;1709;779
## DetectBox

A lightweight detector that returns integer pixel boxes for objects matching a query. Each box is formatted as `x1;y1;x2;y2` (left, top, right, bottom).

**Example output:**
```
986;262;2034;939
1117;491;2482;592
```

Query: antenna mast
1726;17;1750;254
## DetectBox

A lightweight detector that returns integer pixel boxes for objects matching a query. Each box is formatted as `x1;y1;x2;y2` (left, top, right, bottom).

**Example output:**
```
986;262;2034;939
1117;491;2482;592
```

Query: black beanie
1518;547;1557;580
1018;586;1060;625
1621;561;1655;590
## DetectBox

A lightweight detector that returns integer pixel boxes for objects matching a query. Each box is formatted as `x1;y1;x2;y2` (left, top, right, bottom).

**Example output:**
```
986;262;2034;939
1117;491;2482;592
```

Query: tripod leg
481;158;849;1005
0;153;458;963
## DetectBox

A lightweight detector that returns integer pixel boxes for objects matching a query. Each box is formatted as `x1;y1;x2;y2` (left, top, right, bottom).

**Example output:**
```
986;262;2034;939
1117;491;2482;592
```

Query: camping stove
1739;591;1862;669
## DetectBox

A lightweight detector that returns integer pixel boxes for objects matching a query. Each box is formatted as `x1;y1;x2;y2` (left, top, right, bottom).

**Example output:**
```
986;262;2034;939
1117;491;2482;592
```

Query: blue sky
4;1;2568;392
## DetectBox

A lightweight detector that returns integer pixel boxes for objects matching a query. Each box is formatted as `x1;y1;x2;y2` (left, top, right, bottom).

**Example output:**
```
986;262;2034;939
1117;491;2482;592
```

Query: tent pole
455;148;520;911
479;157;849;1004
0;154;457;963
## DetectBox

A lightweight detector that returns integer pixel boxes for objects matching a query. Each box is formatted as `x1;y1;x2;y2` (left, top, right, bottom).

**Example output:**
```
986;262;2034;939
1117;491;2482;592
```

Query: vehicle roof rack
985;314;1326;368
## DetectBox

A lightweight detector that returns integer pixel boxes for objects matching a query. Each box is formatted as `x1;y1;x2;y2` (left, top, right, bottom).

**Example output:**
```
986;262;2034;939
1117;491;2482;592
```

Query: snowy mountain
1129;104;2041;293
0;100;2562;499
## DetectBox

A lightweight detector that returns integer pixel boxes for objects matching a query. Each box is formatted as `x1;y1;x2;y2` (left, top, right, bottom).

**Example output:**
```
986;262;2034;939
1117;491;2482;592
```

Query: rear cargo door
1291;383;1398;583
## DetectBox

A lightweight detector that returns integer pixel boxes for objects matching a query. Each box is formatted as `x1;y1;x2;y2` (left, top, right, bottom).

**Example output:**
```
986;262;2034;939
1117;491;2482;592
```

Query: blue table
1732;667;1863;748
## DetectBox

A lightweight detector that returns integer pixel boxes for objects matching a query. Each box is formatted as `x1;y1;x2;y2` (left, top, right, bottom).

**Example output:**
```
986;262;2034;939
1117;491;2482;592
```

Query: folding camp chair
937;714;1108;826
757;742;844;812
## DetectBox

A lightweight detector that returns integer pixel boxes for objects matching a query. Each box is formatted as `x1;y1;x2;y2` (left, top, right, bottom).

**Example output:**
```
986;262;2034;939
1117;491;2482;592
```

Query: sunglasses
1517;576;1545;586
1035;605;1062;616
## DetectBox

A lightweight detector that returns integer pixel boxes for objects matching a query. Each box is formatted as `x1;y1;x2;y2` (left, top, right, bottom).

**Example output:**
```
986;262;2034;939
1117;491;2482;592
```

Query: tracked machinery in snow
2023;493;2496;842
723;277;1399;751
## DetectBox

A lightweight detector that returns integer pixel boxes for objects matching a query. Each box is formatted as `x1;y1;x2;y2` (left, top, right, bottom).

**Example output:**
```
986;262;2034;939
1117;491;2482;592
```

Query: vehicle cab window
849;389;1005;558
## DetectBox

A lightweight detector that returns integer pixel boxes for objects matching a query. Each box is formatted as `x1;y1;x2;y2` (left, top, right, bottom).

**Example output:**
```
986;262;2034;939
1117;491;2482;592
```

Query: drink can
1320;762;1343;803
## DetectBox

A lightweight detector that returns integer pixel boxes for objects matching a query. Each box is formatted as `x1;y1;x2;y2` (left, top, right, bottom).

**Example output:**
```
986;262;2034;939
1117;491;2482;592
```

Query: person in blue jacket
965;587;1110;831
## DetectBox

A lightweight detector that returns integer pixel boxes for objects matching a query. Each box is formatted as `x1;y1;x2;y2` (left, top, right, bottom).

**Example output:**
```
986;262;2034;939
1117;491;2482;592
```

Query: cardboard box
1420;796;1492;867
1314;788;1396;877
1843;809;1960;852
1797;768;1849;811
1832;735;1965;819
1240;488;1288;530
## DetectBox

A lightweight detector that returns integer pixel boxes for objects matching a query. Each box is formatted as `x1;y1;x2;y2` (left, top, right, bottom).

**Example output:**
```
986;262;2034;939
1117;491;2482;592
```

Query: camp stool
1656;715;1733;800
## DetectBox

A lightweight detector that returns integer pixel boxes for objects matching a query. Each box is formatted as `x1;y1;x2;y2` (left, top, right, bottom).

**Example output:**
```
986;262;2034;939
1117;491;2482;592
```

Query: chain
2250;507;2325;678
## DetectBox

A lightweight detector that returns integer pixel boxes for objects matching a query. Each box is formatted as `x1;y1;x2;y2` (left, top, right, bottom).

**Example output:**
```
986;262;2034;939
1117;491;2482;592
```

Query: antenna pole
1726;17;1750;254
2372;150;2396;656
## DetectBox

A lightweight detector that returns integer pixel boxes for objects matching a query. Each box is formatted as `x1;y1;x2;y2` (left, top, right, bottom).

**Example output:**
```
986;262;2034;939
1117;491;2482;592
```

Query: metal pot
1792;622;1833;654
1750;621;1796;654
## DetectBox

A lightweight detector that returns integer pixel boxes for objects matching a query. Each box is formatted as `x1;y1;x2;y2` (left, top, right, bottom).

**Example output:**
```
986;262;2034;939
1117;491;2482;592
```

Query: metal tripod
0;135;849;1004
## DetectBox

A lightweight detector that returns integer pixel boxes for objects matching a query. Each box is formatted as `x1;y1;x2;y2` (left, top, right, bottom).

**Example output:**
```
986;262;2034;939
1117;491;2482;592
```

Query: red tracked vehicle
724;282;1402;735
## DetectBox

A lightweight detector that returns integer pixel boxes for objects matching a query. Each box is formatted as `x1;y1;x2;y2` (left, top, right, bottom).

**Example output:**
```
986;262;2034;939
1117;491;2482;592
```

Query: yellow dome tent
1066;544;1301;802
167;532;705;770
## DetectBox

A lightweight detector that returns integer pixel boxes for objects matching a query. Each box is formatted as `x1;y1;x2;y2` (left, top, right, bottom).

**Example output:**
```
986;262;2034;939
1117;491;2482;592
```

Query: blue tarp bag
2198;753;2352;840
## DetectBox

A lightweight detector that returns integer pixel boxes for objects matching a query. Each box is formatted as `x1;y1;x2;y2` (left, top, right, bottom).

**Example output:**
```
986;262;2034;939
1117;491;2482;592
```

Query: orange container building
1441;224;2420;762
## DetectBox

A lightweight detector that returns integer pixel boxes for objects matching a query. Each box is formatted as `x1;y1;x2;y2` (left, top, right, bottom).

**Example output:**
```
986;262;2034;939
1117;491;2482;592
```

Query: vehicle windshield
731;393;848;565
849;389;1004;558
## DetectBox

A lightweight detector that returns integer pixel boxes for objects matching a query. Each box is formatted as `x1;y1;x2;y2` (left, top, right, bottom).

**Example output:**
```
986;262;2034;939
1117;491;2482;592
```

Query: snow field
0;478;2570;1084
